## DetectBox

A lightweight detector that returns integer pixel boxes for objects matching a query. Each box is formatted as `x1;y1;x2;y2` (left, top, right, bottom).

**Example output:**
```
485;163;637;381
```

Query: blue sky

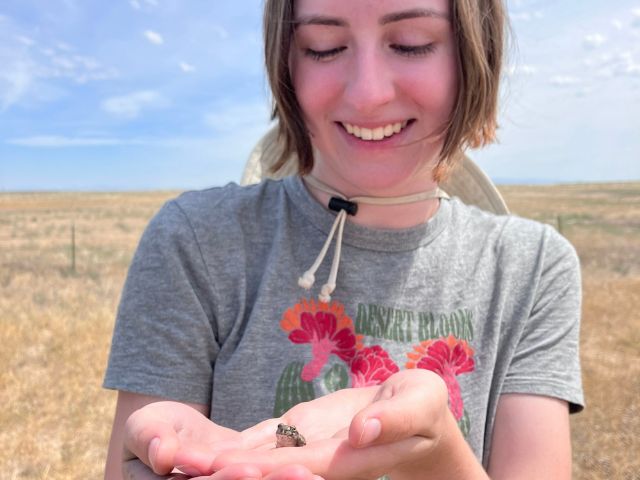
0;0;639;190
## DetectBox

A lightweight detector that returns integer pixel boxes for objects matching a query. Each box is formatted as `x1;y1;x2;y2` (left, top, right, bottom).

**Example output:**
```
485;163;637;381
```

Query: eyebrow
294;15;347;28
380;8;450;25
294;8;449;28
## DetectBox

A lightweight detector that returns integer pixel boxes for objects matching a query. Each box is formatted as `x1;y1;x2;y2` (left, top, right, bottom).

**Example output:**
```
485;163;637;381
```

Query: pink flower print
350;345;399;388
281;299;363;381
406;335;475;420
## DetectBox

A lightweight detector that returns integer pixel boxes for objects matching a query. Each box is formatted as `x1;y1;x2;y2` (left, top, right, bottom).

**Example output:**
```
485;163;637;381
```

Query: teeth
341;121;409;141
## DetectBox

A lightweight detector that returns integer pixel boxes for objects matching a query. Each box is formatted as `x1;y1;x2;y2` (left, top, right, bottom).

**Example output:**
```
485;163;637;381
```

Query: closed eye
304;46;347;61
391;43;436;57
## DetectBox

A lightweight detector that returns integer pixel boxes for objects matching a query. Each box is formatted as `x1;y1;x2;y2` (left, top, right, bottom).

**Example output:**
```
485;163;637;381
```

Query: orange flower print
406;335;475;420
350;345;399;388
281;299;363;381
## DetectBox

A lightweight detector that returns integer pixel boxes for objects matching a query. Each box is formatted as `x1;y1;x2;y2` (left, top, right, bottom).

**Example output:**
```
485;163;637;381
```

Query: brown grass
1;184;638;479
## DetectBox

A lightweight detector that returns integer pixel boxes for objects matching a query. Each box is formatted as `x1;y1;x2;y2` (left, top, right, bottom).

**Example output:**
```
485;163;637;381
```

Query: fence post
557;215;564;235
71;222;76;273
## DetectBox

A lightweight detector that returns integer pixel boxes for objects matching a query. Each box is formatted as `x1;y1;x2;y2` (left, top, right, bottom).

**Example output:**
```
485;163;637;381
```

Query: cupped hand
123;457;324;480
212;369;450;480
123;401;242;477
122;401;326;480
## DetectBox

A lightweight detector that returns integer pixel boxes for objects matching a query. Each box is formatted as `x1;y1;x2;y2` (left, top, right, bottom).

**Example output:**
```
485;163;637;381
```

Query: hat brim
241;126;509;215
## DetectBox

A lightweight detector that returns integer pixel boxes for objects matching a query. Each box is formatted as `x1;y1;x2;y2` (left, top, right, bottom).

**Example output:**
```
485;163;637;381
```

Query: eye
391;43;436;57
304;46;347;61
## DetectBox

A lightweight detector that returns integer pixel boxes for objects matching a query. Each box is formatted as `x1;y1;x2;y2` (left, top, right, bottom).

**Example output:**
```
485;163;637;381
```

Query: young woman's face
290;0;458;195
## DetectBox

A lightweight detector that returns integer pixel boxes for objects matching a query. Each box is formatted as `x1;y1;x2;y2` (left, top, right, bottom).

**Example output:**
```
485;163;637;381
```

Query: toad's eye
304;46;347;61
391;43;436;57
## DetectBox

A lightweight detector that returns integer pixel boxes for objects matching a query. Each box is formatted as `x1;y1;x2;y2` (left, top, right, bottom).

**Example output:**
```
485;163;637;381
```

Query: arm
391;394;572;480
488;394;571;479
104;391;209;480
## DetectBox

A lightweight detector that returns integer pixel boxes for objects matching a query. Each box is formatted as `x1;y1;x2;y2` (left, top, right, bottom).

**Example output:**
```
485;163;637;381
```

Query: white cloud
611;19;623;30
505;64;537;77
130;0;158;10
6;135;121;147
633;8;640;27
179;62;195;73
583;33;606;49
101;90;168;119
617;52;640;76
596;67;614;78
16;35;35;47
143;30;164;45
509;10;544;22
1;15;119;111
56;41;73;52
211;25;229;40
0;61;34;111
204;101;270;133
52;55;76;70
549;75;581;87
584;50;640;79
40;50;117;84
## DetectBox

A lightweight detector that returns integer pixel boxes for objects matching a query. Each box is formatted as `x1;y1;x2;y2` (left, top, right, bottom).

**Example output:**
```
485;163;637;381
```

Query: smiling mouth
340;120;412;141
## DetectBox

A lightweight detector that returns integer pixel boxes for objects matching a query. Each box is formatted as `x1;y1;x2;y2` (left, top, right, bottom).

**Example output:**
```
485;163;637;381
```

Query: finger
211;437;428;480
348;369;449;448
240;418;283;449
210;438;342;476
124;406;182;475
172;438;247;476
123;458;190;480
264;464;323;480
193;463;263;480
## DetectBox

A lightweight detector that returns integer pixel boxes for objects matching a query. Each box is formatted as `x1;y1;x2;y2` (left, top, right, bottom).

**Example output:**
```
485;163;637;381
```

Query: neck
303;177;443;229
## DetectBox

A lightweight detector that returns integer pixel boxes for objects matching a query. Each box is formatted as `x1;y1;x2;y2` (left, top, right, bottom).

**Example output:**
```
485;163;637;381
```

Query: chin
339;161;436;196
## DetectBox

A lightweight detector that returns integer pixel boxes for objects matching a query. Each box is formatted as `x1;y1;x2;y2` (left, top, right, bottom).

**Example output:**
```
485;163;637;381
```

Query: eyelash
391;43;436;57
304;43;436;61
304;47;347;61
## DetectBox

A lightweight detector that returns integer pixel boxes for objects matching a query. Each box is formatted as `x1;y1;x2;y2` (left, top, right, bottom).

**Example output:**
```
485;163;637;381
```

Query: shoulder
173;178;287;222
449;198;579;271
147;179;288;235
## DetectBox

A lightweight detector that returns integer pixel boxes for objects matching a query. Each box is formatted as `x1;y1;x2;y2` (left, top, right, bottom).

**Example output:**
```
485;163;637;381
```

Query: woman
104;0;583;478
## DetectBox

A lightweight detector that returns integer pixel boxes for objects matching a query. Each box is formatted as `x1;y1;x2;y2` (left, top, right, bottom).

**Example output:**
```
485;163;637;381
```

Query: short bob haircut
263;0;506;182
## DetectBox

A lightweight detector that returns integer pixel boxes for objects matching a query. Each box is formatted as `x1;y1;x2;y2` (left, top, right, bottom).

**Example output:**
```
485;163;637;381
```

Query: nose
343;48;396;114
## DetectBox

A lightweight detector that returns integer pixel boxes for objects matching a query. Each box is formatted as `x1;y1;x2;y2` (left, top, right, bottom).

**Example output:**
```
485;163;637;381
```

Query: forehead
294;0;451;20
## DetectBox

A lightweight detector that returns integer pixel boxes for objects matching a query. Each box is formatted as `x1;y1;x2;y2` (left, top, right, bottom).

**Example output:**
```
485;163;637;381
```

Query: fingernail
176;465;205;477
148;437;160;472
358;418;382;446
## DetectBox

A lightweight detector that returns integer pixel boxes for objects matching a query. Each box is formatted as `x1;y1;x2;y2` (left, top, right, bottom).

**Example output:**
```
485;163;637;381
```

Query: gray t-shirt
104;175;583;466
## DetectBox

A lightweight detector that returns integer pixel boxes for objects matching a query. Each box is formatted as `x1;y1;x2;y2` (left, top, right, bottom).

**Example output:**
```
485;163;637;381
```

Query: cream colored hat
241;126;509;215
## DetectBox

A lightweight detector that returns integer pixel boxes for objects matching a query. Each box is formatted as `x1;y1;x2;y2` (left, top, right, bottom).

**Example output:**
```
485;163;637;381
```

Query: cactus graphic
274;361;316;417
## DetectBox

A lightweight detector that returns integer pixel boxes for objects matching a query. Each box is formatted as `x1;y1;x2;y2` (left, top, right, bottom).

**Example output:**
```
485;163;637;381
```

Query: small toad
275;423;306;448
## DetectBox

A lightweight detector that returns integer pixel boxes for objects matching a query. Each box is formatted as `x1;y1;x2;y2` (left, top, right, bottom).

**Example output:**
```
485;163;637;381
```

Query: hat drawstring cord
299;175;449;303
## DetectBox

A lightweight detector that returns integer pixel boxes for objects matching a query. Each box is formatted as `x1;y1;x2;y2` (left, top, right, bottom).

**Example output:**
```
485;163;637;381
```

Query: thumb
124;403;182;475
348;369;449;448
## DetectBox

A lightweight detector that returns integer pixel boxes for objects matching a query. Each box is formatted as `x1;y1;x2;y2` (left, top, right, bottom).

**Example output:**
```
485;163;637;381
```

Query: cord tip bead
318;293;331;303
319;283;335;303
298;271;315;290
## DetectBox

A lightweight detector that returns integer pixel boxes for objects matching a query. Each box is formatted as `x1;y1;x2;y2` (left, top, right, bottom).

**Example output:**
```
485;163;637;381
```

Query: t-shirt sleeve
502;225;584;413
103;200;220;405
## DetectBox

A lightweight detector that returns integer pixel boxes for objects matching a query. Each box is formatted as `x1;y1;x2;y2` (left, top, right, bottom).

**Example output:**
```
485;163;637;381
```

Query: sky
0;0;639;191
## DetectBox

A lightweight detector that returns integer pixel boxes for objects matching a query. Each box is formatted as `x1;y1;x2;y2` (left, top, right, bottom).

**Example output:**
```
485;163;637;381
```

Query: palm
240;387;379;450
211;370;447;480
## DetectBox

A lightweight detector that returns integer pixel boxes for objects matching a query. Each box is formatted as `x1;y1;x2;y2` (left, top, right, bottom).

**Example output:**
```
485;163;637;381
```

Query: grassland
1;183;639;479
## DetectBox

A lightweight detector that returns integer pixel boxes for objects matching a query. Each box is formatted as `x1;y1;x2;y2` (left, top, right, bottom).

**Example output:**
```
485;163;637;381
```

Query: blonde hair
263;0;506;181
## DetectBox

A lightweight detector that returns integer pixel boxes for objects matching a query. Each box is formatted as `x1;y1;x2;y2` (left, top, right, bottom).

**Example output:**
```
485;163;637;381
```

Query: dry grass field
1;183;638;479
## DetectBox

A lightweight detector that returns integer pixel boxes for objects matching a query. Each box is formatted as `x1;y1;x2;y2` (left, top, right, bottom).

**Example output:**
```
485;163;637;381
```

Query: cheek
291;60;342;132
400;58;458;122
